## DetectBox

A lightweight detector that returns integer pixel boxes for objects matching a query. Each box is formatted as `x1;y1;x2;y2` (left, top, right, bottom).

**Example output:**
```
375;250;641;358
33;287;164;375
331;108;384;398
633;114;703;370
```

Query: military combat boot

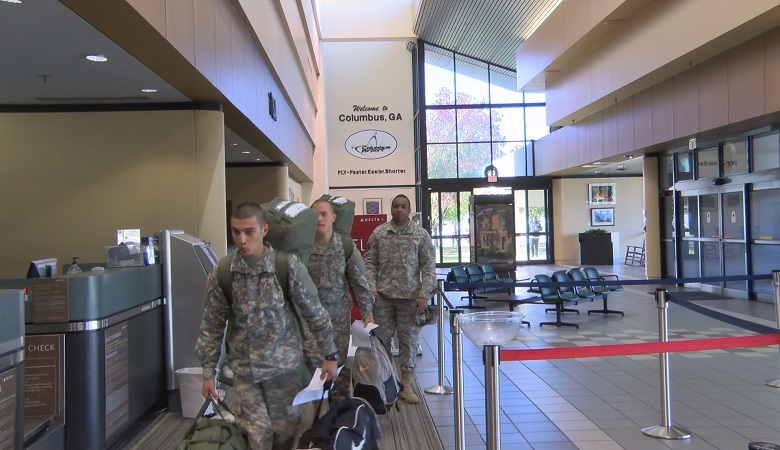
399;372;420;404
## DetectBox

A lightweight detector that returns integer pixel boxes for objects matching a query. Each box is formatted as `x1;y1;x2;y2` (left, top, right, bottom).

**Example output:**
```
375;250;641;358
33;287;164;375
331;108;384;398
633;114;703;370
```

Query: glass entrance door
690;188;747;295
429;191;471;265
514;189;550;263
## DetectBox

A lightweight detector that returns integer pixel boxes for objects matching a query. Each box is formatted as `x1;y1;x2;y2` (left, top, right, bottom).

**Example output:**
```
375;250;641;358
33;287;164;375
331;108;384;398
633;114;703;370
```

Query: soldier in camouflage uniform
363;194;436;404
307;200;374;402
196;203;338;450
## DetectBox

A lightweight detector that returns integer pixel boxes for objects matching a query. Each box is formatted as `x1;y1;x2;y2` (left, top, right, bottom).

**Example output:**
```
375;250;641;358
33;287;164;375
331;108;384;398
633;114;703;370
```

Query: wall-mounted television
26;258;58;278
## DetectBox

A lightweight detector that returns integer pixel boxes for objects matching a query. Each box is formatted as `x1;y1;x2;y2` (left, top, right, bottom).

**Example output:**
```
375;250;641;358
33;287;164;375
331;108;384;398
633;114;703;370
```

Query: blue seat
580;267;624;316
446;265;486;310
534;274;580;328
551;270;585;315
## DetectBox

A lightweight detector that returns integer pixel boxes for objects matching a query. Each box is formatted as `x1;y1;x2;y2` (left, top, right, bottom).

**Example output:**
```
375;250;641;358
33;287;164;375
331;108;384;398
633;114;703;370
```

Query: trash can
175;367;205;419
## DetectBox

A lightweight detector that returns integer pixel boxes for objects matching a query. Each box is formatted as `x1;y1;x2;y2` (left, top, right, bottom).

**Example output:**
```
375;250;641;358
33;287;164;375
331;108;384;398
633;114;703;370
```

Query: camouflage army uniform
363;220;436;374
196;244;336;450
307;233;373;400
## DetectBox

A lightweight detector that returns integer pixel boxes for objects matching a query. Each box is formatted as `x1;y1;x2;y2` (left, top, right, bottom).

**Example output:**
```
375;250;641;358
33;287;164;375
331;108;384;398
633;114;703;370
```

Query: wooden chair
624;240;645;266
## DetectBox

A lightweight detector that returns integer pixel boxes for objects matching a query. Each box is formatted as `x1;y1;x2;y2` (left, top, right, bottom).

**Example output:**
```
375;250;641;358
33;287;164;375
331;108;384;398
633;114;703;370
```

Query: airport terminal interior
2;0;780;449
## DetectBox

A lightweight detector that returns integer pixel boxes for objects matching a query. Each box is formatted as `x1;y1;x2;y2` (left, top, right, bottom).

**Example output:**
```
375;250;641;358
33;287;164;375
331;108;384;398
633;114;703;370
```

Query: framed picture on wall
591;207;615;226
363;198;382;215
588;183;616;204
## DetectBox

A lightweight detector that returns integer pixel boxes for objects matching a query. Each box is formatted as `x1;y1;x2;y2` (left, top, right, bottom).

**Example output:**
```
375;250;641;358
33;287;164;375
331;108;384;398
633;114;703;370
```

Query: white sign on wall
324;41;415;187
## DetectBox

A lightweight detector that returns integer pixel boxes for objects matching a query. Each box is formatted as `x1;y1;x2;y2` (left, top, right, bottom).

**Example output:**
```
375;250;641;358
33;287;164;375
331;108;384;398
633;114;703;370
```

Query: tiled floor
414;264;780;449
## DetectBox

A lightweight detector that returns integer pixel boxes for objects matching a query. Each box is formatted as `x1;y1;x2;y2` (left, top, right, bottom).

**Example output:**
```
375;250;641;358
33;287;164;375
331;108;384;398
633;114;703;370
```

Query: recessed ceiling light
230;143;238;146
141;88;157;93
594;170;604;174
241;151;250;154
85;54;108;62
592;162;607;165
1;0;23;4
256;158;262;161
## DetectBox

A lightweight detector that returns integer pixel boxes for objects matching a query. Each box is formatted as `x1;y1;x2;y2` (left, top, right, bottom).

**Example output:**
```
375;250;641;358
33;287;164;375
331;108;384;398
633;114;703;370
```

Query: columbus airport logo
344;130;397;160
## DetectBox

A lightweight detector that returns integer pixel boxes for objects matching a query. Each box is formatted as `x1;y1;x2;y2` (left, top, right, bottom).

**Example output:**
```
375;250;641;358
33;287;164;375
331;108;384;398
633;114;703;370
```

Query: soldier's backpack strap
217;251;290;307
340;233;355;261
216;254;233;305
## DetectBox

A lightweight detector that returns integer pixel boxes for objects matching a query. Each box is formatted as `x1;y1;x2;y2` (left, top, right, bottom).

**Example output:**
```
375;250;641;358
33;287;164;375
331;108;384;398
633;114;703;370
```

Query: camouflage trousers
372;295;420;374
324;304;352;401
232;371;301;450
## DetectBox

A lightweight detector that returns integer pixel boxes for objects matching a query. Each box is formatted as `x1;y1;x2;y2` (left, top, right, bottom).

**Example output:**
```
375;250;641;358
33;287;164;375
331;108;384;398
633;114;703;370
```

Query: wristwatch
323;351;339;361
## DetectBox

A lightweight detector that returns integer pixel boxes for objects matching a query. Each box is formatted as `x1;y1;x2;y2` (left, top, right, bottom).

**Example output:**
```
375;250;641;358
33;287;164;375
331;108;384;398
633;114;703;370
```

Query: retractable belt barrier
431;271;780;450
445;273;772;292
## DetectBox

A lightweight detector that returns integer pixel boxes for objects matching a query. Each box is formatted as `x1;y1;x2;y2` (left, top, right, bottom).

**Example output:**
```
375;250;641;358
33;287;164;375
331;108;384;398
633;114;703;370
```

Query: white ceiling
0;0;638;174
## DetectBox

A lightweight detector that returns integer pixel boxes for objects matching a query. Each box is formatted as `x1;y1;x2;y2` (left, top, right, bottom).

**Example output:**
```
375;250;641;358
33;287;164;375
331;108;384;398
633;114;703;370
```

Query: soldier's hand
371;291;380;305
320;360;338;381
202;378;218;400
362;317;374;327
415;297;427;314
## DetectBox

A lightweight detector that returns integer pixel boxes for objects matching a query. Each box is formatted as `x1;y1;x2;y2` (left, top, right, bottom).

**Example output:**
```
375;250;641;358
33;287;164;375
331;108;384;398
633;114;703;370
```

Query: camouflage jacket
306;233;373;321
195;244;336;382
363;220;436;300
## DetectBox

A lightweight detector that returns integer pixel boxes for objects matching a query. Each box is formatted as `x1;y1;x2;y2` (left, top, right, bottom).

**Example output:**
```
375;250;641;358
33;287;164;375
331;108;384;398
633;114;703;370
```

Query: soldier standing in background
363;194;436;404
307;199;374;402
196;202;338;450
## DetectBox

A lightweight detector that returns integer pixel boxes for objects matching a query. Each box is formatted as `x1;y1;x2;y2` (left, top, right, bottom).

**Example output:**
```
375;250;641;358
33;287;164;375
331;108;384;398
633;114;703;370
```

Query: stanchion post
450;309;466;450
484;344;501;450
426;280;453;395
765;270;780;388
641;288;692;440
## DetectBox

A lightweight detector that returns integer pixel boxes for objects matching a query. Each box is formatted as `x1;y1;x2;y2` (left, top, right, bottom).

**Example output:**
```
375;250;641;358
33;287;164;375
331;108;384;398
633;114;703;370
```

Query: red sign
349;214;387;320
350;215;387;256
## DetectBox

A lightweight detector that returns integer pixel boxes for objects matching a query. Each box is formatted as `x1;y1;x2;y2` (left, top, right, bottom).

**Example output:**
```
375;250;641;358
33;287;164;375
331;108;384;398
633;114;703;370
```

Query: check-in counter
0;265;165;450
0;290;24;450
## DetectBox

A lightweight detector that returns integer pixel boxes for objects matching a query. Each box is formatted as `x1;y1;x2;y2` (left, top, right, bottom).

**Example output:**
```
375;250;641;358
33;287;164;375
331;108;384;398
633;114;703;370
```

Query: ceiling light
1;0;23;4
582;165;598;168
85;54;108;62
230;143;238;146
256;158;262;161
241;151;250;154
616;165;626;171
592;162;606;166
141;88;157;93
594;170;604;174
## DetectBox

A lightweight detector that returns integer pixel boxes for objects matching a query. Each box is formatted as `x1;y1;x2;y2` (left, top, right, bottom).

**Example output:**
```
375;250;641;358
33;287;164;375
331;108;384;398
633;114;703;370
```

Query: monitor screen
27;258;58;278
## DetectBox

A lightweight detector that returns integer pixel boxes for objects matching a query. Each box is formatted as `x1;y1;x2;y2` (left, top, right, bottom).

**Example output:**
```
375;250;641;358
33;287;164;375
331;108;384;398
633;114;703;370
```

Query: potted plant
579;228;612;265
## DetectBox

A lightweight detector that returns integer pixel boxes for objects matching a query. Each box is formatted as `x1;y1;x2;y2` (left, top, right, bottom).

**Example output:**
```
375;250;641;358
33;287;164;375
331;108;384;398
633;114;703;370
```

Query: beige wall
552;177;644;264
225;166;289;207
0;109;227;278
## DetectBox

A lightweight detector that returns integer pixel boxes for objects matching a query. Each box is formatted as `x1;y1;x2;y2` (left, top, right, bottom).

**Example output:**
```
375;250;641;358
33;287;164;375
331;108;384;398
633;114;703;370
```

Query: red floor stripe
500;334;780;362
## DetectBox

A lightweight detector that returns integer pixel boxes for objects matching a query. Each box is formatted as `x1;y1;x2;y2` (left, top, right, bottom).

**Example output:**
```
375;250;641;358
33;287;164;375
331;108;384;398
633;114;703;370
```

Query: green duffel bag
317;194;356;235
177;399;246;450
261;198;317;264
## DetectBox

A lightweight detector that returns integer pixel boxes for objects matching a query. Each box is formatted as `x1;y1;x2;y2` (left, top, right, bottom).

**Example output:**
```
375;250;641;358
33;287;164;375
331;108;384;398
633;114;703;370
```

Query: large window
422;43;547;180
